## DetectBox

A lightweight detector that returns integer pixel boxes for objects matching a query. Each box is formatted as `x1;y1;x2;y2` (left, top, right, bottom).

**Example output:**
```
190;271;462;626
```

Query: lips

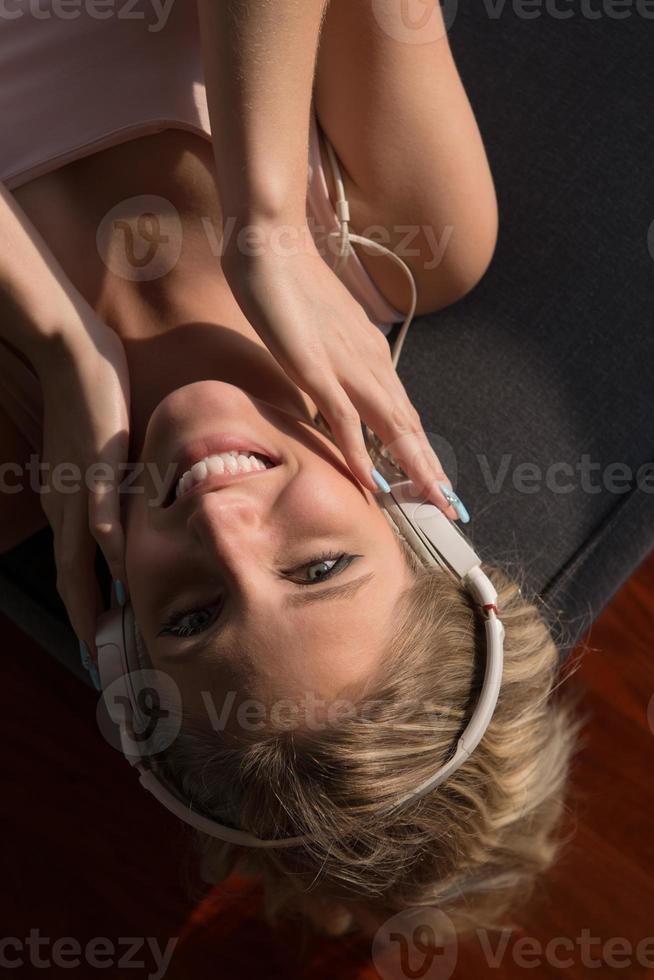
161;433;281;508
174;434;280;476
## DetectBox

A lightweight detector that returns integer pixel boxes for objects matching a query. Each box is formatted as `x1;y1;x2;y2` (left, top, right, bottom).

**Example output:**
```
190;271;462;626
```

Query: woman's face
124;381;414;728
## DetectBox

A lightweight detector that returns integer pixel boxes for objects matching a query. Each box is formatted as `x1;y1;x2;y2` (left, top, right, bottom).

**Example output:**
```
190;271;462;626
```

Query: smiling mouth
162;450;278;507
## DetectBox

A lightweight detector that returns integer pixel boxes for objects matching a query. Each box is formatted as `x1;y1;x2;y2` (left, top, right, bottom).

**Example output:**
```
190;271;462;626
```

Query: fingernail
371;468;391;494
88;662;102;692
438;482;471;523
113;579;126;607
79;639;91;670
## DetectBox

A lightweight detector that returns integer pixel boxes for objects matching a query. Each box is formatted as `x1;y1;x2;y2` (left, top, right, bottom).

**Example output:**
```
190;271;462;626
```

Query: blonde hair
142;519;585;942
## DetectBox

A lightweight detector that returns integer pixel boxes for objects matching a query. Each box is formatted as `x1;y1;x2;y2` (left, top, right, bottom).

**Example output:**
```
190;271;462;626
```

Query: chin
151;380;253;423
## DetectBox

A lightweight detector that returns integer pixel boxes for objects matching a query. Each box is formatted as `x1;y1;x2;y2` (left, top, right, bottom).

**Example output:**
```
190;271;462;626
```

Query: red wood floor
1;550;652;979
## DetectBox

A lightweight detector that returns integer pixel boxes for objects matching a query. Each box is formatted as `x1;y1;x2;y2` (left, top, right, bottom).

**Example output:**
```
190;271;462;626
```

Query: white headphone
93;128;504;849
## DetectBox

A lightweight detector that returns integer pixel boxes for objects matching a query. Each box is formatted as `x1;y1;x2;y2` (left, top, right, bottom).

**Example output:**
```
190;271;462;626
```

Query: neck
104;274;318;460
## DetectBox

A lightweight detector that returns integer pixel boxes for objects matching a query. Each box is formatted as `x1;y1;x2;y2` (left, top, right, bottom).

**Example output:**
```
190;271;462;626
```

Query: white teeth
206;455;225;475
173;450;272;500
191;460;208;482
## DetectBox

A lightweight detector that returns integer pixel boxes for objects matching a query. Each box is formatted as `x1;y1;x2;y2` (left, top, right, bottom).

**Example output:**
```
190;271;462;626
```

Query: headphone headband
93;127;504;848
95;473;504;848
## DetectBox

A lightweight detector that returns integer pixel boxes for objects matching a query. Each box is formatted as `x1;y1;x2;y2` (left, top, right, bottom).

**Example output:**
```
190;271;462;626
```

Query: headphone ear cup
120;602;141;675
95;604;160;761
95;605;124;698
95;603;142;719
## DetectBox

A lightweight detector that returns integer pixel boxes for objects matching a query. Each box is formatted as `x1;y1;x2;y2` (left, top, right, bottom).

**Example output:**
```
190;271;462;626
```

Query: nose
186;490;264;560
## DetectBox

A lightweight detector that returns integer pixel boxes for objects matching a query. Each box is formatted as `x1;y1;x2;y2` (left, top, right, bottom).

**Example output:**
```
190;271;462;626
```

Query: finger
404;427;460;516
402;439;460;516
391;393;458;511
308;381;380;494
376;422;459;519
343;377;461;519
54;499;104;656
361;368;458;507
88;462;127;597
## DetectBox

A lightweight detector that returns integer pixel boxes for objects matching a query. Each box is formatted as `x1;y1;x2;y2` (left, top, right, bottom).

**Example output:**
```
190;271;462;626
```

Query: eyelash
157;551;359;639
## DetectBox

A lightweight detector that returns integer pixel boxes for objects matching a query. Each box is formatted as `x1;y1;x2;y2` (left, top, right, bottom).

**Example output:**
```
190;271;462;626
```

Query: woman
0;0;580;942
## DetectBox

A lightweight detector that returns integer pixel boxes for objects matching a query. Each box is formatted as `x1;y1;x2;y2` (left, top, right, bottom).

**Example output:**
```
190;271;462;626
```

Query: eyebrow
157;571;375;661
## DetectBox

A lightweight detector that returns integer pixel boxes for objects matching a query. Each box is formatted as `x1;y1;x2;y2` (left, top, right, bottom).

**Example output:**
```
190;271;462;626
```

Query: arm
195;1;461;517
0;180;88;370
0;180;130;657
196;0;328;224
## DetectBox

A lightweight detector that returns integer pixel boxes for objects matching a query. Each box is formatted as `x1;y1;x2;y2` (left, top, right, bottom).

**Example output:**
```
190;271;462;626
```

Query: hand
34;308;130;656
222;234;460;519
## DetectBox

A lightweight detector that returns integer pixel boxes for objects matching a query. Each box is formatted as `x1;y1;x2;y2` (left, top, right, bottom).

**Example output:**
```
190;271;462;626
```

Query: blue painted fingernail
114;579;126;607
371;468;391;493
88;662;101;692
79;640;91;670
438;482;471;523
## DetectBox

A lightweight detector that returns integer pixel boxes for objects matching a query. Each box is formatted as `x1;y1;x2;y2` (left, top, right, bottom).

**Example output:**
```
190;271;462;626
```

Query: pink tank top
0;0;405;452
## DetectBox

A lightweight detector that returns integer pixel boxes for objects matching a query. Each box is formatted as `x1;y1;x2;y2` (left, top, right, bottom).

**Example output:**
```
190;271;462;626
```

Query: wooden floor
452;549;654;979
1;549;652;979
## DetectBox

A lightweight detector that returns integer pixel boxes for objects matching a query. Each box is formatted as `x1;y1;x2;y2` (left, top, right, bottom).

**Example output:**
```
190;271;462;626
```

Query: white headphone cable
322;134;418;371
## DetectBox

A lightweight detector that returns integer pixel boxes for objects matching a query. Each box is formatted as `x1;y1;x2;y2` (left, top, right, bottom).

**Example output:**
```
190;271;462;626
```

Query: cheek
291;461;373;522
124;527;178;651
124;502;145;577
124;505;167;603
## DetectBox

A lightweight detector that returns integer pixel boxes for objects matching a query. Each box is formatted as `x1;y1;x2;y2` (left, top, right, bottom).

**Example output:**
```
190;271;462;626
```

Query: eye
294;551;356;584
157;552;361;639
157;604;221;639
